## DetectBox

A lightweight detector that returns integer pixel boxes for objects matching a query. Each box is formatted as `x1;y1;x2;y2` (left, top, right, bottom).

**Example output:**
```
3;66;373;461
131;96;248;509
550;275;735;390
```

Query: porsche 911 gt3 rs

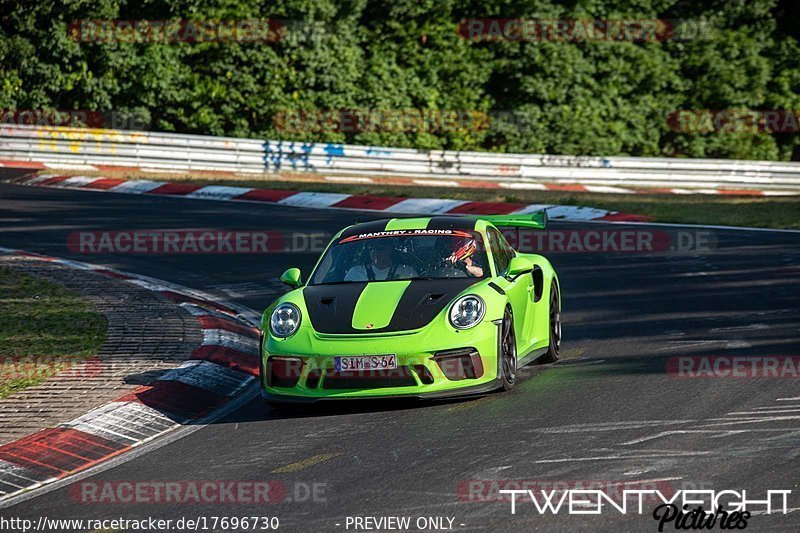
259;214;561;404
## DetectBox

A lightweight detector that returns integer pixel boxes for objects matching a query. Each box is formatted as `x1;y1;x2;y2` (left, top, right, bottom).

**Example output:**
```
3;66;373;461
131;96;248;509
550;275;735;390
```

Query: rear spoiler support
479;211;548;230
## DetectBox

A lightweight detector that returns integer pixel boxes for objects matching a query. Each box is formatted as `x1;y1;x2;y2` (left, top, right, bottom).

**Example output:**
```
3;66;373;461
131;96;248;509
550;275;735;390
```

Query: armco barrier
1;124;800;191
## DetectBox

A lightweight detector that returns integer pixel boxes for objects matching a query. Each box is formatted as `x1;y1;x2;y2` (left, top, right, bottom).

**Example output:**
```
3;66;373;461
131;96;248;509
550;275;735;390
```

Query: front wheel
538;281;561;364
498;306;517;390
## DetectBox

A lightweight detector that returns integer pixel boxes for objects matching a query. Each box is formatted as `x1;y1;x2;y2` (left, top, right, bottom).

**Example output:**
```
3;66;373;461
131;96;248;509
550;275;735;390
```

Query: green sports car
259;214;561;404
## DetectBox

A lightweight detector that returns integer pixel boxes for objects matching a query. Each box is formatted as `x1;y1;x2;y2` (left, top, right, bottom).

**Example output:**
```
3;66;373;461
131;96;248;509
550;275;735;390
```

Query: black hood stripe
302;283;368;334
303;278;479;334
386;278;477;331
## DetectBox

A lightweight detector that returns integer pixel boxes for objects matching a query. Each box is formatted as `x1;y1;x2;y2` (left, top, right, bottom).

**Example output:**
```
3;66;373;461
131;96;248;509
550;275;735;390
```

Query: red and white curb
323;175;800;197
0;247;262;502
10;173;648;222
2;159;797;197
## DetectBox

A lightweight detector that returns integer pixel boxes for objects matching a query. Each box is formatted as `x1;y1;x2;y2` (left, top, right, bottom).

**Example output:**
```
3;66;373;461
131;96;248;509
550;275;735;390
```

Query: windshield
310;229;488;285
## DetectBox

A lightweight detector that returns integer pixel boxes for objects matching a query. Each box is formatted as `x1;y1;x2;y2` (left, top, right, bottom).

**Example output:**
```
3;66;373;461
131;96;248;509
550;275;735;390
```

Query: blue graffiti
366;148;393;157
262;140;315;172
324;143;344;166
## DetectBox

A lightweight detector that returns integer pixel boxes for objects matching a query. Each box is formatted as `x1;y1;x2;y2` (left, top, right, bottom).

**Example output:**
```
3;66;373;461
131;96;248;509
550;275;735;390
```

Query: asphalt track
1;174;799;532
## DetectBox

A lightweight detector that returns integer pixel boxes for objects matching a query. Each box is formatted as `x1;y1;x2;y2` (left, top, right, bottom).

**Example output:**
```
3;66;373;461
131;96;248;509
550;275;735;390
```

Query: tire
498;306;517;390
539;280;561;364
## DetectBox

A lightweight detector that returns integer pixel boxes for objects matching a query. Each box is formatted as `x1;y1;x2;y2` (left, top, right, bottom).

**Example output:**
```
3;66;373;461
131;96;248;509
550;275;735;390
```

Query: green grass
0;267;106;398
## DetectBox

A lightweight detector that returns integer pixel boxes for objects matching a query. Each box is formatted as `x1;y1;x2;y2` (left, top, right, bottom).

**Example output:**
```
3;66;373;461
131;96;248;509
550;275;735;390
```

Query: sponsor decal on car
339;229;473;244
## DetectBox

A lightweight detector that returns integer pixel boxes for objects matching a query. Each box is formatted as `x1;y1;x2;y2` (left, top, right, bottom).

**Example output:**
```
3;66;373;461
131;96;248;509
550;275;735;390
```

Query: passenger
344;239;417;281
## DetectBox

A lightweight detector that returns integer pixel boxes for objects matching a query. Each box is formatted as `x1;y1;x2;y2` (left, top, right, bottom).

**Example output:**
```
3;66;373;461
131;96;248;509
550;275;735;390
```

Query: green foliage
0;0;797;159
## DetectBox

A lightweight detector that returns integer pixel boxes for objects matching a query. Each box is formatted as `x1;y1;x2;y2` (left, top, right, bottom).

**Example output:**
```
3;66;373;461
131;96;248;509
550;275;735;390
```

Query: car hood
301;278;481;334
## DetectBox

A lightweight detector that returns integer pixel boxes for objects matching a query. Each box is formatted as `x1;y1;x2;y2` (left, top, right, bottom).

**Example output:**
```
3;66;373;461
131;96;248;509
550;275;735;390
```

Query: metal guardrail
2;124;800;190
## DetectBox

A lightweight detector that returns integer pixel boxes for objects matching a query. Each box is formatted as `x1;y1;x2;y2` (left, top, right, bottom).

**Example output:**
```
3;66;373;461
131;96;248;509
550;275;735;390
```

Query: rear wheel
498;306;517;390
539;281;561;364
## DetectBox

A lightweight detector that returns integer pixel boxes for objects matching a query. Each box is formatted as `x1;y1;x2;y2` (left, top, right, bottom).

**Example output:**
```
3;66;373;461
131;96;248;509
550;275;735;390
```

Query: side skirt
518;347;548;367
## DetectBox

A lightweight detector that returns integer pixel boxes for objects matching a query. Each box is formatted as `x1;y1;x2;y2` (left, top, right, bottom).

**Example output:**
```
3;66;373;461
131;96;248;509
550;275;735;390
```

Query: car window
309;229;489;284
497;229;516;261
488;227;513;275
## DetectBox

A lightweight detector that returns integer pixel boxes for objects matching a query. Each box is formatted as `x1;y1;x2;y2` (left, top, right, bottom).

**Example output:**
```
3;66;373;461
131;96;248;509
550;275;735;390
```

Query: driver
447;236;484;277
344;239;417;281
431;235;484;278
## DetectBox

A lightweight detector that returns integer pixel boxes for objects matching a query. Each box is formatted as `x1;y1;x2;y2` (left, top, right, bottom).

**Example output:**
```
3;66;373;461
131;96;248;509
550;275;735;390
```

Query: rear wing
479;211;547;230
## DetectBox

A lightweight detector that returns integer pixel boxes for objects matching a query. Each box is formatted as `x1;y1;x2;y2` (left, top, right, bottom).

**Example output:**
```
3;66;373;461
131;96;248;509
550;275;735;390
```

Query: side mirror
505;256;533;279
280;268;302;289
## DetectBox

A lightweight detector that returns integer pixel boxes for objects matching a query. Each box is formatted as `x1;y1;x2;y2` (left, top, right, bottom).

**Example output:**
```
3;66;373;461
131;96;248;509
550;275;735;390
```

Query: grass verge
0;267;106;398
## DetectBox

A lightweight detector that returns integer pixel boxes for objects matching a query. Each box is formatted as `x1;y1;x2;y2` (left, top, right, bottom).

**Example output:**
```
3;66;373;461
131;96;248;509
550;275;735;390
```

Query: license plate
334;355;397;372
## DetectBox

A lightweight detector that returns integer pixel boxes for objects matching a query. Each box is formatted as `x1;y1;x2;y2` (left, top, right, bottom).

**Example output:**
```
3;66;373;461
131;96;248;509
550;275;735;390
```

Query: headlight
449;295;485;330
270;303;301;338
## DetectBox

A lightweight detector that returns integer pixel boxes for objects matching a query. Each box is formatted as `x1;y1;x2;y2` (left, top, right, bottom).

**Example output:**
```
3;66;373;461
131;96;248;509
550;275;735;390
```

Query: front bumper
259;319;501;401
260;376;502;404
